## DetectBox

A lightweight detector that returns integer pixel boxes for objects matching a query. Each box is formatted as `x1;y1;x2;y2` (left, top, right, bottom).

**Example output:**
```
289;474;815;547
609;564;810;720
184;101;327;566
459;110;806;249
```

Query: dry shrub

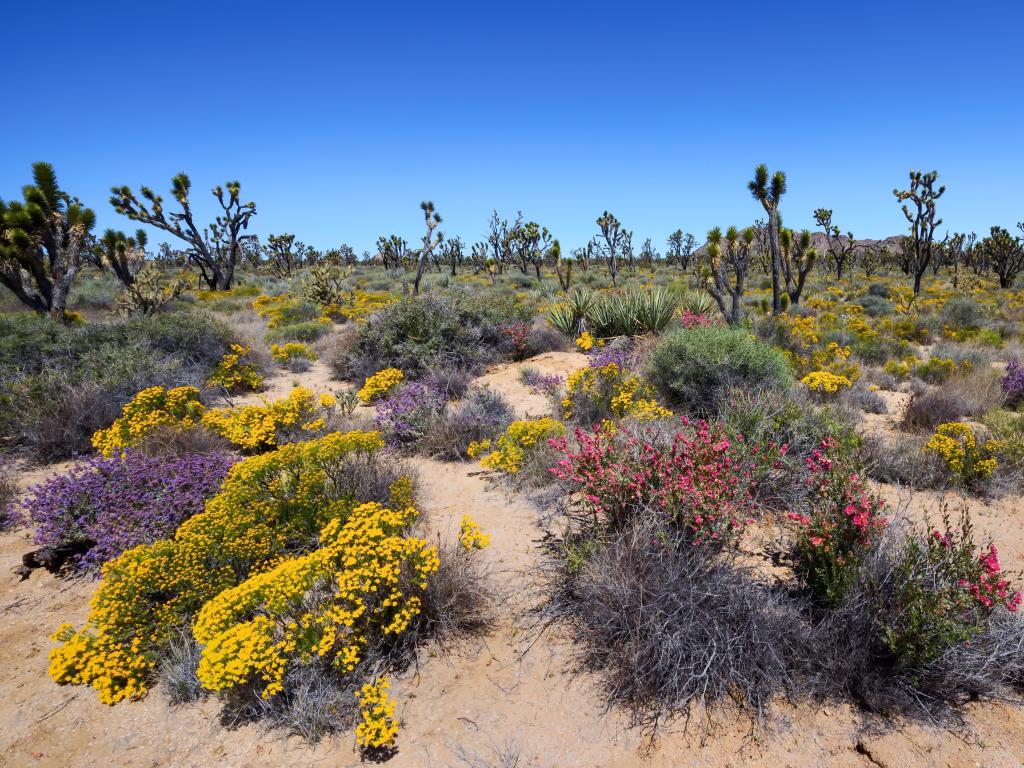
0;458;18;530
548;517;806;731
901;386;971;432
861;432;947;489
134;424;232;457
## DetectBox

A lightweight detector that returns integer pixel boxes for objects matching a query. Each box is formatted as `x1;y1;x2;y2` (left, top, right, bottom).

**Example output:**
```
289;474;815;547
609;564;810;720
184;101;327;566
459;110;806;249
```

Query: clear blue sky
3;1;1022;253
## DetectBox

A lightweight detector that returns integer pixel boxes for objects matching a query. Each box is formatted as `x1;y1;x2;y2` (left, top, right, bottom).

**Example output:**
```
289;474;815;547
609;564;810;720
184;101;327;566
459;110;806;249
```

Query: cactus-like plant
703;226;754;324
748;164;786;314
0;162;96;322
893;170;945;295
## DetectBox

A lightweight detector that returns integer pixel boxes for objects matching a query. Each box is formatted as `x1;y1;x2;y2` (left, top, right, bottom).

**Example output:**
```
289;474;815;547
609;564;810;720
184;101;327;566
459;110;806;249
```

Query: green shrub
0;312;235;460
646;325;789;417
337;294;528;380
264;320;331;343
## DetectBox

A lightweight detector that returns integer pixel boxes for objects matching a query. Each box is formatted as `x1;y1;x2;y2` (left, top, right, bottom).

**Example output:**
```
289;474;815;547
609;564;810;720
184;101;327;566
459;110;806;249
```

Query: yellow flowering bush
355;677;399;749
91;386;206;457
357;368;404;404
459;515;490;550
801;370;853;396
562;363;672;423
208;344;264;393
924;422;1000;487
574;331;598;351
270;342;318;365
49;431;389;704
194;500;438;701
478;418;564;473
201;387;335;452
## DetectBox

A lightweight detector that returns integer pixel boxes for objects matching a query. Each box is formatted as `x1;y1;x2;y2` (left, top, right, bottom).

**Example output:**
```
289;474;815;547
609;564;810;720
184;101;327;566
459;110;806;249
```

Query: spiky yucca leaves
678;289;716;317
1;162;96;322
93;228;148;287
547;288;595;337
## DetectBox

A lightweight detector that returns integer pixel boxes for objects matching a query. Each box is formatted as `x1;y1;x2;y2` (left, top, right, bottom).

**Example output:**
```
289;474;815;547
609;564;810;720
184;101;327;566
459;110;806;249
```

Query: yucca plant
546;288;595;337
678;289;717;317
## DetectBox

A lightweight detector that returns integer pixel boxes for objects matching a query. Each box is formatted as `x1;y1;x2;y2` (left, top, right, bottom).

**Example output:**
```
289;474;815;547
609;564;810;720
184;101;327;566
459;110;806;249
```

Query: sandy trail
3;359;1024;767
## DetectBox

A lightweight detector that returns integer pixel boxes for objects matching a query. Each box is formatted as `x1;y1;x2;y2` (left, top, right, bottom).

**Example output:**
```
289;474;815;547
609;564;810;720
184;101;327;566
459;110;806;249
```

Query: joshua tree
510;221;552;280
813;208;857;281
859;243;884;278
468;240;495;282
413;201;443;295
110;174;255;291
265;233;312;277
93;228;148;287
666;229;697;270
703;226;754;324
639;237;659;268
551;240;572;291
439;236;464;276
748;164;786;313
622;229;634;272
779;228;816;306
943;232;975;290
596;211;626;286
572;241;596;272
0;162;96;322
980;226;1024;289
376;235;409;271
893;170;945;295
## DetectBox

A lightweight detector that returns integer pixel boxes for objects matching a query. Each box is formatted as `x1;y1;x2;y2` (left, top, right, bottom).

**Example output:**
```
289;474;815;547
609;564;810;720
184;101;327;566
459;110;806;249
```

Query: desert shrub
550;419;784;542
252;295;321;328
0;458;18;530
270;342;317;373
718;386;860;465
93;385;338;456
984;409;1024;470
646;325;789;417
92;386;207;457
22;451;234;573
857;293;894;318
48;430;396;704
937;295;985;332
48;431;488;751
201;388;338;452
523;321;567;357
339;295;525;380
1002;359;1024;408
787;438;888;606
877;509;1021;671
133;424;231;458
357;367;404;403
915;356;961;384
847;384;888;414
801;370;853;399
548;518;805;727
472;417;564;474
207;344;264;393
0;312;236;460
861;432;947;488
561;363;672;426
418;387;515;461
263;319;331;343
901;386;970;431
520;367;563;396
923;422;999;488
375;381;448;447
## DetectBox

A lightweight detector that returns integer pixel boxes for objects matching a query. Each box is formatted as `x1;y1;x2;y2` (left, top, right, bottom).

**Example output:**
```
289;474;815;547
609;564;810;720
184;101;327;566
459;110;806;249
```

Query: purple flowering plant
1002;359;1024;408
375;381;448;446
21;450;235;573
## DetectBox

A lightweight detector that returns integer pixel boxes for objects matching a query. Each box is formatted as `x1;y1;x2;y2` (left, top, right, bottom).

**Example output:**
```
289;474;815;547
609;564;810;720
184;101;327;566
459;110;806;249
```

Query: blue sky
3;1;1022;253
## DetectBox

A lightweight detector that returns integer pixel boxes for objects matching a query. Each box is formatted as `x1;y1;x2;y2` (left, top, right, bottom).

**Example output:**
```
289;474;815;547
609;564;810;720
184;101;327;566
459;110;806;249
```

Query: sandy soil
473;352;588;418
3;357;1024;767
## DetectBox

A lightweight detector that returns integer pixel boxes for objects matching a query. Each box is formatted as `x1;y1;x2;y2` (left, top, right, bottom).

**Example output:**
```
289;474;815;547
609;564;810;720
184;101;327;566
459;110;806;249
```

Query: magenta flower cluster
21;451;235;573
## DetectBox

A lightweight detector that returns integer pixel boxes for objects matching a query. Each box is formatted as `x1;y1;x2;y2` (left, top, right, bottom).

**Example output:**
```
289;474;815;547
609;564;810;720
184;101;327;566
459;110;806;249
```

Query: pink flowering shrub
678;310;715;329
880;507;1022;669
788;438;888;606
549;418;786;544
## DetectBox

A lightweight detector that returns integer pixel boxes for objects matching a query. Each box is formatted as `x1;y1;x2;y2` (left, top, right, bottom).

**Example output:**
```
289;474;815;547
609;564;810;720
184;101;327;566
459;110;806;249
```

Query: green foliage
646;325;790;417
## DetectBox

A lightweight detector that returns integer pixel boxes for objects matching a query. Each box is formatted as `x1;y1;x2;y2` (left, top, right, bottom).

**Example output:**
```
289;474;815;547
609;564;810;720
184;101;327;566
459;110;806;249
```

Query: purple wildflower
375;381;448;446
1002;359;1024;407
21;451;235;573
521;369;563;396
